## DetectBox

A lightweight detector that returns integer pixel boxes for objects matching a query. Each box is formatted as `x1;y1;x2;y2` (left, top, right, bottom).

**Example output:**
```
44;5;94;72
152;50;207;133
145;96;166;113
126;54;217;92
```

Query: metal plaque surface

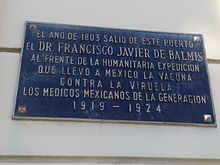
13;22;216;126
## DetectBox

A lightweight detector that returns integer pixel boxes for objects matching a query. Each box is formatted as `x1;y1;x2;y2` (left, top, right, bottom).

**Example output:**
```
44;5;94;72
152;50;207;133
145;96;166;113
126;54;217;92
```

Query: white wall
0;0;220;59
1;0;220;164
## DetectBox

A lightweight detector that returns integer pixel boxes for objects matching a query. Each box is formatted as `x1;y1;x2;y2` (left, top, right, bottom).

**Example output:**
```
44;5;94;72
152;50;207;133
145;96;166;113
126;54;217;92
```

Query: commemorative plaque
13;22;216;126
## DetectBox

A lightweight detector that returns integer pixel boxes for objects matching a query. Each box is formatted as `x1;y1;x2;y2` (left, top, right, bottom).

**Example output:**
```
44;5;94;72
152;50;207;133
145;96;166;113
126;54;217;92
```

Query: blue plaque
13;22;216;126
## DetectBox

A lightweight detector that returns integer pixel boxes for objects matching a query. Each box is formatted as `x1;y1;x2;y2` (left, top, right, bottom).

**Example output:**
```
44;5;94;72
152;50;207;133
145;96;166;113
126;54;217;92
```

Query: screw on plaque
194;36;201;44
18;106;27;115
204;114;212;123
29;24;37;32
